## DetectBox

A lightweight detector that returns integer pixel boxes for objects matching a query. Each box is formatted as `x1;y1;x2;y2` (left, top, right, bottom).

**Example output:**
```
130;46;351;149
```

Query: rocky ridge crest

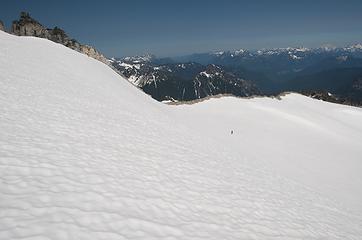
7;12;108;65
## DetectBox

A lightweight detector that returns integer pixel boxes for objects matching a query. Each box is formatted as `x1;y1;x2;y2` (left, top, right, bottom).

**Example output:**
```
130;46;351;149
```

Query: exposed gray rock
0;20;4;31
10;12;108;65
11;12;49;37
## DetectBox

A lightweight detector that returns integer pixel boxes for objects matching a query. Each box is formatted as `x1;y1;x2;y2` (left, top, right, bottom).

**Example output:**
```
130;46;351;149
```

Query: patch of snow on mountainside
123;54;154;62
290;54;301;60
119;62;141;70
199;71;211;78
1;31;362;239
231;49;246;57
344;44;362;52
211;51;224;56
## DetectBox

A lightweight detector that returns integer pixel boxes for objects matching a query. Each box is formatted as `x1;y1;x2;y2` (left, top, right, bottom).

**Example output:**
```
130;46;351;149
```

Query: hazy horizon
1;0;362;57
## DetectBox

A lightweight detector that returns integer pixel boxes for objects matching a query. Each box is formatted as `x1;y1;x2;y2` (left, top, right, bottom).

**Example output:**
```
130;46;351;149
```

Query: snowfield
1;30;362;239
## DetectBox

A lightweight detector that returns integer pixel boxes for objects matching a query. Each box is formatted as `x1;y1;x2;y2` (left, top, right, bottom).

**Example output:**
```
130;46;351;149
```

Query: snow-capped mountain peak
211;51;225;56
122;53;155;63
344;44;362;52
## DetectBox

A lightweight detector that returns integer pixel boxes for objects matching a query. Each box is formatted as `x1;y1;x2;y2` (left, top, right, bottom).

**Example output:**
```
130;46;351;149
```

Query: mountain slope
172;47;362;98
9;12;109;65
288;67;362;102
1;31;362;239
111;57;260;101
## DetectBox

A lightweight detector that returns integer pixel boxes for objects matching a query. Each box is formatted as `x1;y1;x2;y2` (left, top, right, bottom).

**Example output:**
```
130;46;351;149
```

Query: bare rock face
80;45;108;64
11;12;109;66
11;12;49;37
0;20;5;31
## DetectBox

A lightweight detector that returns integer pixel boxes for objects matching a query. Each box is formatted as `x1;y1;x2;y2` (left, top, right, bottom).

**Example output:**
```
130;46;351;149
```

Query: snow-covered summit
1;30;362;239
344;44;362;52
211;51;225;56
230;48;247;57
122;53;155;63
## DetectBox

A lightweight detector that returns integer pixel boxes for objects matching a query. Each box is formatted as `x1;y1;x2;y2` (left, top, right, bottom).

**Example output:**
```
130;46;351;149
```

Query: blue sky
1;0;362;57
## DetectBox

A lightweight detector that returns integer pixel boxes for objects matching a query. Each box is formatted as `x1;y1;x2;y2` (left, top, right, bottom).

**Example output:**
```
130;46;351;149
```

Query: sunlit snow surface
1;31;362;239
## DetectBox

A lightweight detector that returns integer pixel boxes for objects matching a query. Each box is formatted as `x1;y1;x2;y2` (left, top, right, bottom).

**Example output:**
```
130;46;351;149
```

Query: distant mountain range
109;56;260;101
112;46;362;105
2;12;361;106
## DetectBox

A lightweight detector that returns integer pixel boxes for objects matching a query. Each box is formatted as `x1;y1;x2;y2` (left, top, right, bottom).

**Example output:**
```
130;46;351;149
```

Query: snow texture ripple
1;31;362;239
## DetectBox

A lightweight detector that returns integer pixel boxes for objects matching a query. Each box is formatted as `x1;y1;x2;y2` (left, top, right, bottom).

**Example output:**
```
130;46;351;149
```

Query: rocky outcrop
10;12;108;65
11;12;49;37
79;44;108;64
0;20;4;31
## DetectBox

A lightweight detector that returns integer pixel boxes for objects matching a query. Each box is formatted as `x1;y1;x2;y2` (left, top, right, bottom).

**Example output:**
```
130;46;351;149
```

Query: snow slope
1;30;362;239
